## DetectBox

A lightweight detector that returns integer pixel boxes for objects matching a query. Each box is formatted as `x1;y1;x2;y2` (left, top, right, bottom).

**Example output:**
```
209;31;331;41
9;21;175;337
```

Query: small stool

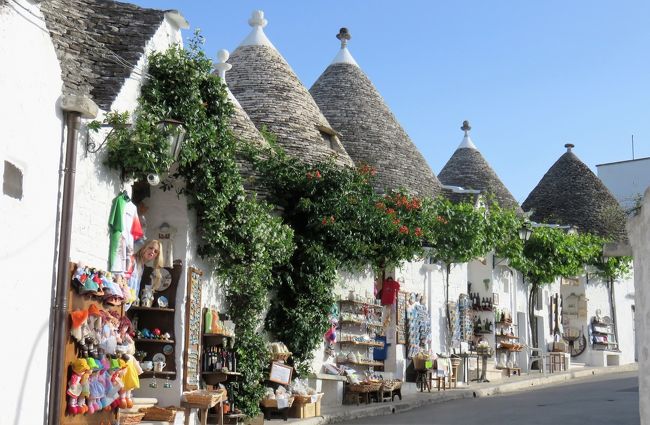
449;364;459;388
415;370;431;392
506;367;521;377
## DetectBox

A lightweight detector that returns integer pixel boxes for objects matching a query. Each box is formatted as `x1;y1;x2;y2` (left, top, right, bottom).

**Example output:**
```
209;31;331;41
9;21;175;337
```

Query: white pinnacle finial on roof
215;48;242;107
458;120;477;149
331;27;359;67
565;143;575;152
239;10;276;49
214;49;232;82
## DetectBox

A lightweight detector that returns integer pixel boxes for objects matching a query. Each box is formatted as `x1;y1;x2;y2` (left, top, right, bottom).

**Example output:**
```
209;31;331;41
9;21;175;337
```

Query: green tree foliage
509;226;603;343
246;140;427;371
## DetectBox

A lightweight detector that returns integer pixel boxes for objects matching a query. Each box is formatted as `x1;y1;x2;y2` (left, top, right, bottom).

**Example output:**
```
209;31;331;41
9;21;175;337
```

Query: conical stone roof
309;28;442;198
226;11;354;168
214;49;270;199
522;144;627;241
438;121;522;212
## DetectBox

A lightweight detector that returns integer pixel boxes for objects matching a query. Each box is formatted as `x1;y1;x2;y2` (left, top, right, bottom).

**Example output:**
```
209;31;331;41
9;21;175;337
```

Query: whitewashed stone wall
320;261;465;380
628;187;649;425
0;7;185;422
0;3;65;424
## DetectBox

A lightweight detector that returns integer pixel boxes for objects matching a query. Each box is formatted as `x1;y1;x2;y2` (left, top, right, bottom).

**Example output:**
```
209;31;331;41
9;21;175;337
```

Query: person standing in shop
125;239;163;311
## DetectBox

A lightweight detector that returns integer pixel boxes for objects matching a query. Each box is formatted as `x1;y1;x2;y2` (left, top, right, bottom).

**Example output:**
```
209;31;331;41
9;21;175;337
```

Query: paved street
336;372;639;425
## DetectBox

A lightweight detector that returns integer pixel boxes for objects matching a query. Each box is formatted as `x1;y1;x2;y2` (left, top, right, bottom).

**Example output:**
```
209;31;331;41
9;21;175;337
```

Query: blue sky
131;0;649;203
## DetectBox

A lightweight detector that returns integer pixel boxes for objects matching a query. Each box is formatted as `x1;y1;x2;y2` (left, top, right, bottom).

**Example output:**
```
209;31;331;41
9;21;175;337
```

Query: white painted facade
0;3;194;422
597;157;650;210
628;187;650;425
0;3;67;424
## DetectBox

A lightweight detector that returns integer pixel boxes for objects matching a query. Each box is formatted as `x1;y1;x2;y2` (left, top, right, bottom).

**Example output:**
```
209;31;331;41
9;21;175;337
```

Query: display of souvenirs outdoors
72;263;135;306
67;302;141;416
455;294;474;344
406;293;431;359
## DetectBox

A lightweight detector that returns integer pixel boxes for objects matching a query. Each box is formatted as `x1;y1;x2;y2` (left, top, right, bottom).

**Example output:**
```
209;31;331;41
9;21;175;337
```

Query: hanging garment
381;278;400;305
108;193;127;272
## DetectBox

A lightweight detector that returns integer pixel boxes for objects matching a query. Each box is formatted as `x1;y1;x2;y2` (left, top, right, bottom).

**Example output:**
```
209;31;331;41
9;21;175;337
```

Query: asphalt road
337;372;639;425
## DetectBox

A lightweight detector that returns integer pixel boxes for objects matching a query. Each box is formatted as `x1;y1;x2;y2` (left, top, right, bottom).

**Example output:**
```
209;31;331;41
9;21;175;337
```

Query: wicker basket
182;390;225;407
292;393;323;404
381;380;402;391
139;406;177;422
348;382;382;393
260;396;294;408
270;352;292;362
119;412;145;425
413;356;432;371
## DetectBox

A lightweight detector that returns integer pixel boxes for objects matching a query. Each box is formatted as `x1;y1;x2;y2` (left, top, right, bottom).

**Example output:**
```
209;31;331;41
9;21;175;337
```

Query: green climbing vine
246;138;428;373
93;34;294;417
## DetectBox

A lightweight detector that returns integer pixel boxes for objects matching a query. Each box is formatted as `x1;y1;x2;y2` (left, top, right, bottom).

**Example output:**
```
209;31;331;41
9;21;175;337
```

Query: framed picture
269;362;293;385
492;293;499;306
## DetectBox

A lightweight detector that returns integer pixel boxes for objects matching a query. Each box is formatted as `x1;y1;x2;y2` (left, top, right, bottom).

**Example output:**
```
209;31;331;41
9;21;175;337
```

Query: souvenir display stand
198;307;242;424
126;262;183;381
336;296;385;371
60;263;121;425
261;359;295;421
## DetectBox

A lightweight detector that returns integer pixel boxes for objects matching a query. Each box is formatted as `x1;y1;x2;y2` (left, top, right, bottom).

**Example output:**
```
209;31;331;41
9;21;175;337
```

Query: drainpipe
47;95;97;424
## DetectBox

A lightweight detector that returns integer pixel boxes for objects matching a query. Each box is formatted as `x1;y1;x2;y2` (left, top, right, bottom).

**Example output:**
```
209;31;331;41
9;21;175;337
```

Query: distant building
596;156;650;211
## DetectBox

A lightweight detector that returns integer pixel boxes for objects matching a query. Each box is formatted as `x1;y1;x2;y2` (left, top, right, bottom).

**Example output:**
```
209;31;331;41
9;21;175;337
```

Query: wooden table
182;397;223;425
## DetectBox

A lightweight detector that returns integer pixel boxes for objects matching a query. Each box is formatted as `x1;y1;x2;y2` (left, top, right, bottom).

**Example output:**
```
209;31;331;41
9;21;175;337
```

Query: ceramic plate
153;352;166;363
156;268;172;292
163;344;174;355
157;295;169;308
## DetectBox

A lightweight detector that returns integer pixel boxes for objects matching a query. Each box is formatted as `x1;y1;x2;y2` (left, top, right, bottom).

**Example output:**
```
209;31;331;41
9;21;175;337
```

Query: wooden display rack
126;263;183;379
60;263;119;425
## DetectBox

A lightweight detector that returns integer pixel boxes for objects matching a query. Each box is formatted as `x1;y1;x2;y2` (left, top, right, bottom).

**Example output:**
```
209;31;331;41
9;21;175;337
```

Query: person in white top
125;239;163;311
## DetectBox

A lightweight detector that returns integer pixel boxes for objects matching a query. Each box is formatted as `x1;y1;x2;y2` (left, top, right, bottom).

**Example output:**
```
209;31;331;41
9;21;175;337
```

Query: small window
3;160;23;200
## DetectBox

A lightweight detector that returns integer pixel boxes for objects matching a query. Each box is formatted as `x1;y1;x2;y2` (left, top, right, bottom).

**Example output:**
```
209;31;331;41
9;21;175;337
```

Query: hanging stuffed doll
120;354;140;409
66;359;90;415
70;309;91;357
86;358;103;414
107;357;125;410
77;361;91;415
98;357;112;410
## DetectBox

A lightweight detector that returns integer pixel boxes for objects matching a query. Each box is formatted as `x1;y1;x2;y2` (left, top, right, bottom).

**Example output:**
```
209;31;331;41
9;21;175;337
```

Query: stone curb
268;363;638;425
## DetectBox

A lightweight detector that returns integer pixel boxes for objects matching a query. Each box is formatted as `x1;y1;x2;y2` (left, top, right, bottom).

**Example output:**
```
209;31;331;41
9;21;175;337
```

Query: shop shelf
128;306;175;313
339;319;383;327
337;359;383;367
134;338;175;344
339;299;383;309
140;370;176;378
339;340;384;348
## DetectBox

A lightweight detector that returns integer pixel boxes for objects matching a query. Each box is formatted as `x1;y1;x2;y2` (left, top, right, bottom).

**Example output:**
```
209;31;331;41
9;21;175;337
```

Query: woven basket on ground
139;406;177;422
182;390;225;407
119;412;145;425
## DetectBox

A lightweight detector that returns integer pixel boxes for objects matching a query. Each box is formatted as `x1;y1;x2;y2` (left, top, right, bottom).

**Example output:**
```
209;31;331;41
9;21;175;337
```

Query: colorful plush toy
106;357;125;410
66;359;90;415
98;357;113;410
86;358;103;414
120;354;140;409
